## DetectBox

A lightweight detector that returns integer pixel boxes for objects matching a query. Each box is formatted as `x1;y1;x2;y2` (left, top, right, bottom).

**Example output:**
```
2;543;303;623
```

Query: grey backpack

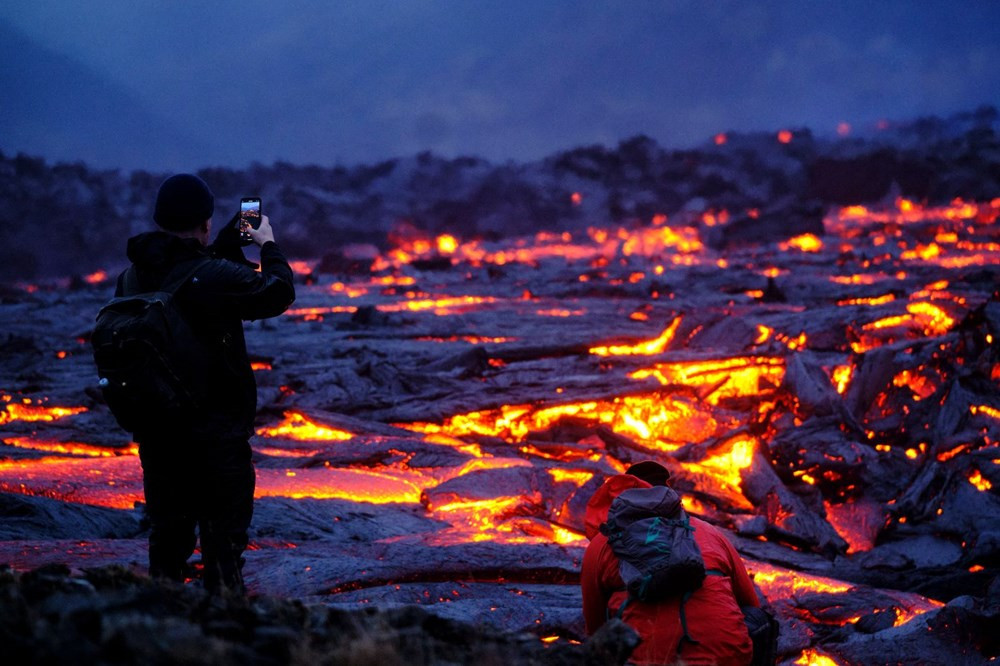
599;485;706;602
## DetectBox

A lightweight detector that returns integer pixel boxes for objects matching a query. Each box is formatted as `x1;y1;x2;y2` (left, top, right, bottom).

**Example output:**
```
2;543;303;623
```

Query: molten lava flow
892;369;937;400
905;302;955;336
255;446;323;458
971;404;1000;421
830;365;853;395
628;357;785;405
330;282;369;298
620;225;704;257
0;403;87;424
374;217;711;273
749;561;853;597
426;496;523;526
853;300;957;353
378;295;496;314
892;598;945;627
829;273;888;286
823;500;875;553
424;492;584;546
2;437;137;457
403;394;722;453
750;559;942;635
83;270;108;284
968;469;992;491
256;467;430;504
680;436;755;490
830;197;984;231
519;443;603;463
794;649;840;666
589;317;682;356
436;234;458;254
779;234;823;252
536;308;585;317
256;411;354;441
414;336;515;344
288;260;315;275
0;456;143;510
837;294;895;306
547;468;595;486
285;305;357;321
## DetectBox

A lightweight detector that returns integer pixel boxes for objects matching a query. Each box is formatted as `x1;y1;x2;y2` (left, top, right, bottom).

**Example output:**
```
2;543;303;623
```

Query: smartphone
239;197;262;243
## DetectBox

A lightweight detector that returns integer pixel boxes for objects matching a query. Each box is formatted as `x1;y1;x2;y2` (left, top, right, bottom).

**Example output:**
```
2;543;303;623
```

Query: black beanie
153;174;215;231
625;460;671;486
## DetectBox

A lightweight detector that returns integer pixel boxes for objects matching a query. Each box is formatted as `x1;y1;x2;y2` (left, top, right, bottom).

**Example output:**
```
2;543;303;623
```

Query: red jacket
581;475;758;665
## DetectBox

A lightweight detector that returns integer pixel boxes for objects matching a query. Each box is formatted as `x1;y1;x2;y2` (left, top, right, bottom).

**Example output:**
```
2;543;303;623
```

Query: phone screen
239;198;261;240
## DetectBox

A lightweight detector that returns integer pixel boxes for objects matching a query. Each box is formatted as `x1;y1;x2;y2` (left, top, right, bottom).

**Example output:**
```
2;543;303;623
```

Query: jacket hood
585;474;651;539
126;231;207;275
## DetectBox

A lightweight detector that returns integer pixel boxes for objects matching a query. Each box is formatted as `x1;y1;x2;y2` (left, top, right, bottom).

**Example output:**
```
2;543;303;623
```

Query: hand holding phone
248;215;275;246
238;197;261;244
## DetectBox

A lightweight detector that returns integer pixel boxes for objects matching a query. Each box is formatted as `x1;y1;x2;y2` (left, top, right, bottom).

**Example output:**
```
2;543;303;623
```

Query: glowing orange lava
968;469;992;491
83;270;108;284
402;394;722;453
2;437;137;457
628;357;784;405
589;317;681;356
748;561;853;597
0;403;87;424
256;411;354;441
680;436;756;489
780;234;823;252
256;467;429;504
830;365;852;395
547;468;595;486
794;649;840;666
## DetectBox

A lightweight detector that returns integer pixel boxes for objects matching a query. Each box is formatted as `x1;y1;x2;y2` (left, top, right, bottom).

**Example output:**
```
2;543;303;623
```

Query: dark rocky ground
3;107;1000;664
0;563;640;666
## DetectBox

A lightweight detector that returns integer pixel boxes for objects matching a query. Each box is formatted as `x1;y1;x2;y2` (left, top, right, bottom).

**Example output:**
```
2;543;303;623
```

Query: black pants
138;435;255;594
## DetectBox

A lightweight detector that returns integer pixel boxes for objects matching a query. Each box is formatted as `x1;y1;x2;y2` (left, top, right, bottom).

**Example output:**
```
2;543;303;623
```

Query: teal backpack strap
676;568;726;653
615;596;631;619
606;586;630;621
678;590;699;647
677;570;726;656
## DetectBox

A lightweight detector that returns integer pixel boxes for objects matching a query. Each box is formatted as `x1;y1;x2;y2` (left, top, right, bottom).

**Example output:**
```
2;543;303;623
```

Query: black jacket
115;231;295;441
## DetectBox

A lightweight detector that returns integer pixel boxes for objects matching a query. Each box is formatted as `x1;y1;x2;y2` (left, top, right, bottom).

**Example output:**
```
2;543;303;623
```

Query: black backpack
91;258;211;434
743;605;780;666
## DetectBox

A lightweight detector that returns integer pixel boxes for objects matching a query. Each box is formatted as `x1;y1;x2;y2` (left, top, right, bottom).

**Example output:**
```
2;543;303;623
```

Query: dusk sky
2;1;999;171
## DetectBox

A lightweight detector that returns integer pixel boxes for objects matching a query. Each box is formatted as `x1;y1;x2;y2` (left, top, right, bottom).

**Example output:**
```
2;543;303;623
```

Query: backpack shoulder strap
121;266;141;296
161;256;211;295
120;256;209;297
678;589;698;647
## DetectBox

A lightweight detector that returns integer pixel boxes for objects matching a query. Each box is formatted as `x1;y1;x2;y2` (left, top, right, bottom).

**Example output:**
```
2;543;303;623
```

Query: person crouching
581;461;760;665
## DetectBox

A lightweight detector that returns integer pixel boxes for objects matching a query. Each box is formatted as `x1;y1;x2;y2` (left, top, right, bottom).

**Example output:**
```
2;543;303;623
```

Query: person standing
114;173;295;593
